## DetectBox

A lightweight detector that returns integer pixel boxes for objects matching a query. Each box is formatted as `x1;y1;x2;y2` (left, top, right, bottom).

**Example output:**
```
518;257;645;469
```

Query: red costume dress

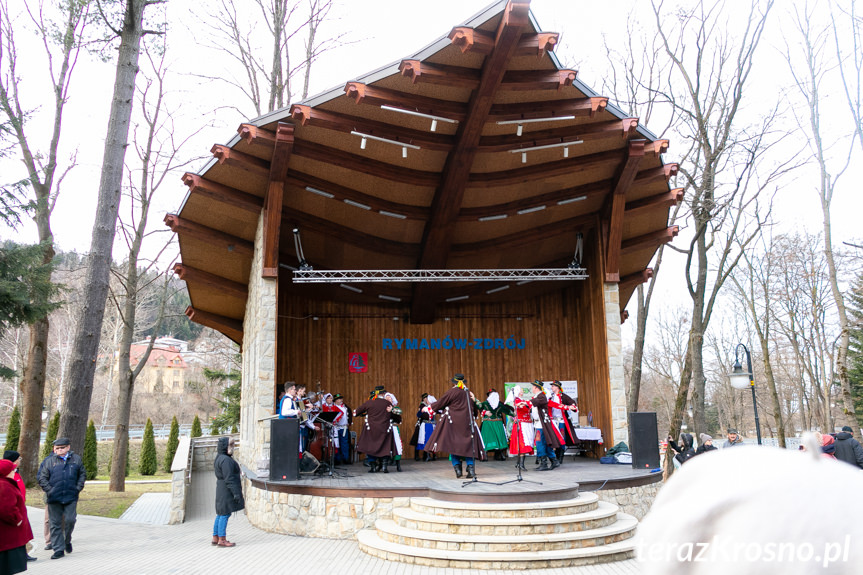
508;398;536;455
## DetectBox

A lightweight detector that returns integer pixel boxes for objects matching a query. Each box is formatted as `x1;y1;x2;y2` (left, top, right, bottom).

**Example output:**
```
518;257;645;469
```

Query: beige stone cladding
603;283;628;446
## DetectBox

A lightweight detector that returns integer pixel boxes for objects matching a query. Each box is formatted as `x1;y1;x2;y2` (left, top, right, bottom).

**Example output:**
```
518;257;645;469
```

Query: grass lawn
26;481;171;519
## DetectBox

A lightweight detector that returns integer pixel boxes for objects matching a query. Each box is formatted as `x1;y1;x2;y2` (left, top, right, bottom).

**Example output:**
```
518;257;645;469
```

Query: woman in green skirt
479;389;514;461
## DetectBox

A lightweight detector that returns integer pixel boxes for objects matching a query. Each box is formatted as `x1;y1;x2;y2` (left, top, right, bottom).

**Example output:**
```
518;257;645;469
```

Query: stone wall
595;480;661;521
240;211;279;475
603;282;628;446
243;482;411;539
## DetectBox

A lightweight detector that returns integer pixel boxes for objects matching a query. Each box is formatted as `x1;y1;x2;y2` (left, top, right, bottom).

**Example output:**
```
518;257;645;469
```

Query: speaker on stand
629;412;660;470
270;418;300;481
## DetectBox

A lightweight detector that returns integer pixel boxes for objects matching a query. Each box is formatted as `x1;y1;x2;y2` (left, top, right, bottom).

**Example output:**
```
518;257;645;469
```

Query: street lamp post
729;343;762;445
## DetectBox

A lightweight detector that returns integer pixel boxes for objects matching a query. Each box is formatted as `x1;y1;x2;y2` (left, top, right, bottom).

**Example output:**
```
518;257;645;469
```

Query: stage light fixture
378;294;402;302
351;130;421;156
517;205;546;215
344;199;371;210
511;139;583;163
485;285;510;294
379;210;407;219
557;195;587;205
497;115;577;136
380;105;458;132
339;283;363;293
292;228;313;271
478;214;508;222
445;295;470;302
305;186;334;199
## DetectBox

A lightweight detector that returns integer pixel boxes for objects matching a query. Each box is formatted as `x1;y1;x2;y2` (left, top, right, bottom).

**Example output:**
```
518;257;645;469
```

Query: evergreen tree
209;370;241;434
83;420;98;479
42;411;60;459
210;421;221;436
139;418;157;475
231;424;238;434
847;272;863;428
163;416;179;471
3;405;20;451
191;415;202;438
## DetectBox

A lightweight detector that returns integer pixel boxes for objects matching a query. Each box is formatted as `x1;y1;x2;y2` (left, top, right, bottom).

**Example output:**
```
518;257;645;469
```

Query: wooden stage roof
168;0;678;343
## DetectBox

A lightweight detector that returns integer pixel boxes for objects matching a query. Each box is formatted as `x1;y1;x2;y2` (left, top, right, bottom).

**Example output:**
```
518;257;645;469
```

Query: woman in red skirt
506;386;535;470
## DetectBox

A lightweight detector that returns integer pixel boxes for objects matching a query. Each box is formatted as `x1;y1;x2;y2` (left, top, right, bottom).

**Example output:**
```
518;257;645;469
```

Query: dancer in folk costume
479;389;514;461
409;393;437;461
425;374;486;479
383;392;404;472
548;380;578;462
505;386;536;470
530;380;565;471
354;386;396;473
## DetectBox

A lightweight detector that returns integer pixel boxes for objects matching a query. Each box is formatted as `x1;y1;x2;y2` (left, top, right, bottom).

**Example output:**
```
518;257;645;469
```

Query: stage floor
251;455;660;500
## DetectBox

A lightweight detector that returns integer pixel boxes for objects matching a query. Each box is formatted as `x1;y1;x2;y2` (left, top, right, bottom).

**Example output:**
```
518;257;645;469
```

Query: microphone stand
461;386;497;488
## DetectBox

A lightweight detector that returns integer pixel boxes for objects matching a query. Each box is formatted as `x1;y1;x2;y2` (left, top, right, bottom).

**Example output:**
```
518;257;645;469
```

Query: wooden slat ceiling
170;0;678;342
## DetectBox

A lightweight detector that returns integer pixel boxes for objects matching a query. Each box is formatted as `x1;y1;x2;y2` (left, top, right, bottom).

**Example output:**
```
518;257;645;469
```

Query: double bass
304;387;325;461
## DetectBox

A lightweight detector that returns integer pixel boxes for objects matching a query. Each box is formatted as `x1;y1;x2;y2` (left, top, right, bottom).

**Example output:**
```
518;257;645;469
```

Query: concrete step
392;500;621;535
357;528;636;569
409;492;599;518
374;512;637;552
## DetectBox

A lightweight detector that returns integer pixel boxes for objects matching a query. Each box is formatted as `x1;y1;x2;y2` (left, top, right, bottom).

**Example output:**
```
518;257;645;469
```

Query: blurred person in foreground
637;434;863;574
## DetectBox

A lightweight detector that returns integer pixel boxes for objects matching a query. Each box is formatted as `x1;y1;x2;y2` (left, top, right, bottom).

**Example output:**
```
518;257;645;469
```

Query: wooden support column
605;140;646;282
263;123;294;278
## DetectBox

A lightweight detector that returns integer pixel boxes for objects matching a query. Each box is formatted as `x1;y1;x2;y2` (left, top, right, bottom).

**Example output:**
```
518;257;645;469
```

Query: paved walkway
23;505;639;575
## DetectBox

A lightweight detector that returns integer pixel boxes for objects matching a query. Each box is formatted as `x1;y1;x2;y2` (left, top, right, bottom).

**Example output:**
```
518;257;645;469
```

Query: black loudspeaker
629;412;661;470
270;418;300;481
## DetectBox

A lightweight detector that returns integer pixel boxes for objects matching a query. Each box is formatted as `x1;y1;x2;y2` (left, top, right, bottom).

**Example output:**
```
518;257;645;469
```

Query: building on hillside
129;343;188;394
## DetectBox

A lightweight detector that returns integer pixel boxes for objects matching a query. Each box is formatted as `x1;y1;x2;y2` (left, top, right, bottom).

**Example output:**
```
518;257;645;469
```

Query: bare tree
0;0;91;484
785;1;860;437
59;0;163;453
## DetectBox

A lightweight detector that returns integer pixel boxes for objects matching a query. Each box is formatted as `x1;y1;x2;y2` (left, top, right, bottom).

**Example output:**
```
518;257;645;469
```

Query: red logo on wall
349;353;368;373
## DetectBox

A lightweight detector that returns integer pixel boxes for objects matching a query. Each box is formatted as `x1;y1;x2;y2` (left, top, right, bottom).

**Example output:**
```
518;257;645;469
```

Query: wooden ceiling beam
173;263;249;300
634;163;679;186
237;124;278;155
411;0;531;323
181;173;263;213
469;149;624;188
448;28;558;57
480;118;639;152
489;96;608;121
500;69;577;91
289;105;453;151
282;206;419;258
619;268;654;293
624;188;684;218
293;140;440;187
344;82;466;121
164;214;254;257
605;140;647;282
210;144;269;178
621;226;679;256
452;212;597;256
457;179;611;220
185;306;243;344
516;32;559;57
620;310;629;324
263;123;294;278
399;60;480;89
286;173;429;220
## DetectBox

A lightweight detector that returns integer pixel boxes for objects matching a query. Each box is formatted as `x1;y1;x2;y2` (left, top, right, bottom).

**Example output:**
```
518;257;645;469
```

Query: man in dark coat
425;374;486;479
213;436;244;547
832;426;863;469
354;386;396;473
38;437;86;560
530;381;564;471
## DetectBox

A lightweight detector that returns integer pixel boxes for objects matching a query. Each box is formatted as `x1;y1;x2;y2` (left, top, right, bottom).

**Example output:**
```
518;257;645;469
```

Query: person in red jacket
0;458;33;574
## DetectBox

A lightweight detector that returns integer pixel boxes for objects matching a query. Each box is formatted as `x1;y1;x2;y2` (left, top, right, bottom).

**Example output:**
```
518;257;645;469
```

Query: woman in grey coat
212;437;244;547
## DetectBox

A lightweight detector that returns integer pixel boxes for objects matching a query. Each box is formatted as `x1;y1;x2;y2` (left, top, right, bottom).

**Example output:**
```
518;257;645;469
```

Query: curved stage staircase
357;489;637;569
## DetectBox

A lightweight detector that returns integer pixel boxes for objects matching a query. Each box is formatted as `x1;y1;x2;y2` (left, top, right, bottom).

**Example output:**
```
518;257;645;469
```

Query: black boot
466;464;476;479
537;457;551;471
454;461;463;478
550;456;561;469
516;455;526;470
396;459;402;472
423;451;430;462
381;457;389;474
555;447;565;462
414;450;421;461
368;459;377;473
431;452;437;461
535;456;541;467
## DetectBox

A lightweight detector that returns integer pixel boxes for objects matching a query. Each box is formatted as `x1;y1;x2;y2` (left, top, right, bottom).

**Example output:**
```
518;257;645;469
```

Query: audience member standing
212;437;244;547
695;434;718;456
3;451;36;563
0;458;32;574
722;428;744;448
38;437;85;560
832;426;863;469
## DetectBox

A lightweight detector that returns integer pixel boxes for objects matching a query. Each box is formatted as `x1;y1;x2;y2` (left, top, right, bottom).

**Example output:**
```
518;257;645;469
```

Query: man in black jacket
38;437;86;560
832;426;863;469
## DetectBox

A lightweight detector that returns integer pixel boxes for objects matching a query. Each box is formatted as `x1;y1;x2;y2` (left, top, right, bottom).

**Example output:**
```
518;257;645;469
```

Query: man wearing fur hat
529;380;565;471
548;380;578;462
425;374;486;479
354;386;396;473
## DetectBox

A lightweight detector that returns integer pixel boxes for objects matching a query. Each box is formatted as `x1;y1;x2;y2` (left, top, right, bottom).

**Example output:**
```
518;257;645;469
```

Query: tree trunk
59;0;148;452
17;316;49;486
627;284;647;417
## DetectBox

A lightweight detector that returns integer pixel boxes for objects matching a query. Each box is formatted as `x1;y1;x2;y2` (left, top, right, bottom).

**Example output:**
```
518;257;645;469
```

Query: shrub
4;405;20;452
42;412;60;459
191;415;202;438
83;420;98;480
139;419;157;476
163;416;179;471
